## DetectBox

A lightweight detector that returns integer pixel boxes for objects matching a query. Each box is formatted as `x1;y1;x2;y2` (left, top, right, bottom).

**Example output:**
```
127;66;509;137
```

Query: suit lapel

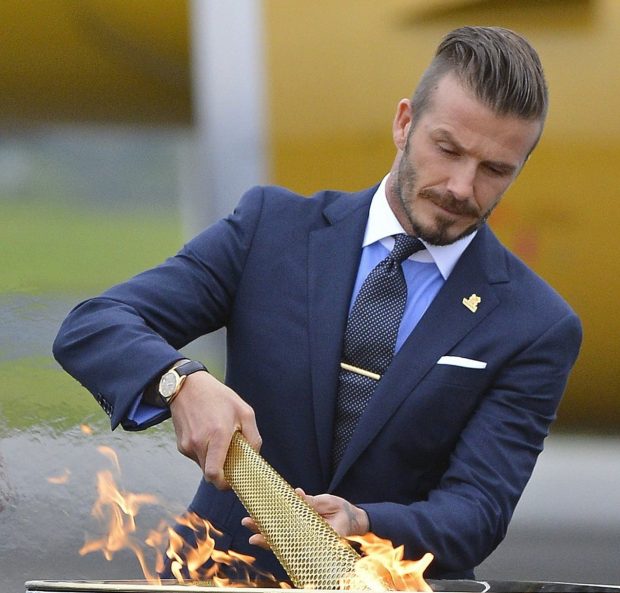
329;226;508;488
307;187;376;485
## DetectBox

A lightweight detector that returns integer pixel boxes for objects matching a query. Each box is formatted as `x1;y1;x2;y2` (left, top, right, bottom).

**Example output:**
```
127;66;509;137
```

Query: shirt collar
362;175;477;280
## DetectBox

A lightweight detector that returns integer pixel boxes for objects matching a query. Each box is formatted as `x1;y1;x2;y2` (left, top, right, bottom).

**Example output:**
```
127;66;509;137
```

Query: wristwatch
158;359;208;406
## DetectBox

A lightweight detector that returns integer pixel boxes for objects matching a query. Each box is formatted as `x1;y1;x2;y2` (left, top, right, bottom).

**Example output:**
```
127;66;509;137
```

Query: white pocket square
437;356;487;369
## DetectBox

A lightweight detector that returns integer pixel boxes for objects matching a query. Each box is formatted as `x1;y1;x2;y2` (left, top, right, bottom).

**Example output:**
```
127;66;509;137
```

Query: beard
393;143;497;246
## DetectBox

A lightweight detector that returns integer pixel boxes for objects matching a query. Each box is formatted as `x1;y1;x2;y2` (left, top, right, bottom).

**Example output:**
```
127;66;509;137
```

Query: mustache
418;188;480;217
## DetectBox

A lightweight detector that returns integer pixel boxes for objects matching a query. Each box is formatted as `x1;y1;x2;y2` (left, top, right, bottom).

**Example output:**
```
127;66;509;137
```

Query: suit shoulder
479;227;580;323
242;184;374;217
250;184;365;203
502;245;580;325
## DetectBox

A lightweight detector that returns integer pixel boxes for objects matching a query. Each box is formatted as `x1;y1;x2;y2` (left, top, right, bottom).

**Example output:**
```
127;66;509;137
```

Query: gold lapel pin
462;293;481;313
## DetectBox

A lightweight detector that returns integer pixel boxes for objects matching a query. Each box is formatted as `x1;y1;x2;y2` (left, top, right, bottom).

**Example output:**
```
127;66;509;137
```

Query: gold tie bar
340;362;381;381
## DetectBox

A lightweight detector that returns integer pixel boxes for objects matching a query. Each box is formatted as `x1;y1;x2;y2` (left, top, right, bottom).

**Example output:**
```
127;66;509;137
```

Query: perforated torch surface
223;432;380;590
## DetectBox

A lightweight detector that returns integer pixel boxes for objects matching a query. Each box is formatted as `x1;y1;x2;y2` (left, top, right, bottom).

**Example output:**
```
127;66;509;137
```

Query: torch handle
224;431;377;589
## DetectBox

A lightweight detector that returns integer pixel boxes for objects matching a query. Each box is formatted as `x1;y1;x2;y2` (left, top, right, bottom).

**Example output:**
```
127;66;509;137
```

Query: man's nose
445;162;476;201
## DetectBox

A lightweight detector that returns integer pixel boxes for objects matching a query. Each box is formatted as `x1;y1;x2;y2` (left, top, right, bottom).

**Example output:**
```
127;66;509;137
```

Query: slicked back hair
412;26;548;125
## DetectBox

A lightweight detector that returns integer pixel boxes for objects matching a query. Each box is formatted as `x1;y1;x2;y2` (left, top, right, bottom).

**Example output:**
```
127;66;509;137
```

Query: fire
96;445;121;471
79;447;287;587
79;464;160;581
148;511;285;586
46;468;71;484
347;533;434;592
76;446;432;591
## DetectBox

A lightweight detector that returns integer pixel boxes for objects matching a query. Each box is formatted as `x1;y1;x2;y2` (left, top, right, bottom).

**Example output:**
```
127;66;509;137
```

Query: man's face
387;73;542;246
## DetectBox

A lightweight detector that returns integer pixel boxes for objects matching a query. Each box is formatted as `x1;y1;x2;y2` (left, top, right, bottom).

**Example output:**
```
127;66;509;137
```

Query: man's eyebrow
433;129;517;174
433;129;463;150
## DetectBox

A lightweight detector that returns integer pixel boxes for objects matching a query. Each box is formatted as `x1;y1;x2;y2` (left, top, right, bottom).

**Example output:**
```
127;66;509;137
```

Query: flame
346;533;434;592
96;445;121;472
79;447;287;587
80;423;94;435
77;447;432;590
47;468;71;484
79;467;161;581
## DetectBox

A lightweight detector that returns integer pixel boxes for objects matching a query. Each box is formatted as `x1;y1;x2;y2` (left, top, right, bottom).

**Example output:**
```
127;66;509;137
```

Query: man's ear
393;99;414;151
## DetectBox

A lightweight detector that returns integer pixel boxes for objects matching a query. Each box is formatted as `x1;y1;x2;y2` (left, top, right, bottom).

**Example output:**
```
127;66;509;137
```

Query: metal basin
24;580;620;593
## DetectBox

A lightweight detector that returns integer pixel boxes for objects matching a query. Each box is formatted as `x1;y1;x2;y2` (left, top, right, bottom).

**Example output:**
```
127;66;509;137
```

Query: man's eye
438;144;457;156
485;164;507;176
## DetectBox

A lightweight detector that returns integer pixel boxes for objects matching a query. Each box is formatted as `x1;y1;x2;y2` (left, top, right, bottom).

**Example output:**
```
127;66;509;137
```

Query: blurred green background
0;131;185;435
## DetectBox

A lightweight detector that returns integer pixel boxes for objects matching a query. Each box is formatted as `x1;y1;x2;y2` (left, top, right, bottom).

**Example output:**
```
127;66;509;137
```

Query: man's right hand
169;371;262;489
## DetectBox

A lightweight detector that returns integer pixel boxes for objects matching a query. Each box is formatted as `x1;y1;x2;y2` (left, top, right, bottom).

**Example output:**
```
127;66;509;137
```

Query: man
53;26;582;581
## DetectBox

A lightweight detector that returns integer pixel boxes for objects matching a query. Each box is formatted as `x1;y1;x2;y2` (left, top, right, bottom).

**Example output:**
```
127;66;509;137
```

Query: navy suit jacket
53;184;582;580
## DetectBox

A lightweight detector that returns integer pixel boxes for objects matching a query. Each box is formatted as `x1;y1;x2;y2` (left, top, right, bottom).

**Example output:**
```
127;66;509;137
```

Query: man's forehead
418;75;543;159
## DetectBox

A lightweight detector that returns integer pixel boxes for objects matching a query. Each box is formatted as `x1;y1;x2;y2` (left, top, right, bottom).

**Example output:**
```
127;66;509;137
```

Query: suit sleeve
52;186;266;430
359;309;582;577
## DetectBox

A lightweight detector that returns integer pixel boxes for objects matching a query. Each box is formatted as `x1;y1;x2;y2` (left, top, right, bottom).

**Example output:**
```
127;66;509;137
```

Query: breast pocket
426;360;490;391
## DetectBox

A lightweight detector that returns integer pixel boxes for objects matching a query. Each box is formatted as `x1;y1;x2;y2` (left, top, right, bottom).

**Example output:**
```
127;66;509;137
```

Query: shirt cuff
121;393;170;431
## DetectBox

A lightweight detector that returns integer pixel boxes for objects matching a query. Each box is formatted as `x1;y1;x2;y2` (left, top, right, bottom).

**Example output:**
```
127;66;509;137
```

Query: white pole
181;0;269;371
184;0;269;236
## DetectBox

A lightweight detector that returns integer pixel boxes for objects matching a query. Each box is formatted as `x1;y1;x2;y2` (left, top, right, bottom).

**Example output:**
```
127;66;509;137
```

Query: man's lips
432;200;463;217
420;190;479;218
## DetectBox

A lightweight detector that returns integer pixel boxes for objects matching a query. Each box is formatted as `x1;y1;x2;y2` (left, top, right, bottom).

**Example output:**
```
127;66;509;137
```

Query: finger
184;447;202;468
248;533;269;549
241;517;269;548
174;432;206;472
241;516;259;534
296;488;317;509
203;432;234;490
241;417;263;453
306;493;332;510
295;487;311;503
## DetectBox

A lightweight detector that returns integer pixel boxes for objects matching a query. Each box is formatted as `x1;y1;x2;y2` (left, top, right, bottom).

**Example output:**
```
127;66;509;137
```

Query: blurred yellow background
1;0;618;431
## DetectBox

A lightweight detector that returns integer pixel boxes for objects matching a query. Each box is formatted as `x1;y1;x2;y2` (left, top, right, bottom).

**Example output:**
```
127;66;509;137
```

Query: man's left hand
241;488;369;549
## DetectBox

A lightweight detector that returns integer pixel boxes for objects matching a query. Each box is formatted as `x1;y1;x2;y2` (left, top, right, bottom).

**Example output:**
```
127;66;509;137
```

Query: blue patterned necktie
332;234;425;468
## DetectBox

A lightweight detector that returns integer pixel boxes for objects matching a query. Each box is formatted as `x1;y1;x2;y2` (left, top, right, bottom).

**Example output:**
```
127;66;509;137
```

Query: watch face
159;372;178;398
